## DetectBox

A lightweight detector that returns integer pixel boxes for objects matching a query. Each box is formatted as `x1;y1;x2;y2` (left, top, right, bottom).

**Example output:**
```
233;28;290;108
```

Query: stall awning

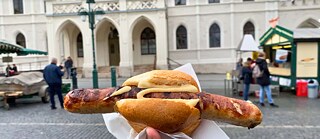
0;39;23;54
293;29;320;39
18;48;48;56
259;25;293;47
237;34;260;52
0;39;47;55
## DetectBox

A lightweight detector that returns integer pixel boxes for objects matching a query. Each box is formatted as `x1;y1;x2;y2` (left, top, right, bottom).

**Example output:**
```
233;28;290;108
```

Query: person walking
236;58;243;70
255;52;278;107
43;58;65;110
64;56;73;79
241;62;252;101
236;58;243;80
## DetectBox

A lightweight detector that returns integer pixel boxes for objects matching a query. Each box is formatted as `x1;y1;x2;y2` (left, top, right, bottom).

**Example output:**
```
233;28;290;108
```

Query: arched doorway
108;28;120;66
56;20;82;68
95;19;119;76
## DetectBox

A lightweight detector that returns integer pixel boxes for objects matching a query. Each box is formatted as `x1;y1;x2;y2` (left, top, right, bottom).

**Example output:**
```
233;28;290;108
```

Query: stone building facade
0;0;319;77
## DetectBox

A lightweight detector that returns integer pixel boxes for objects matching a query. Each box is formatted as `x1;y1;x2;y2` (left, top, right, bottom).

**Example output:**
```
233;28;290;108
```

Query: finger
146;127;161;139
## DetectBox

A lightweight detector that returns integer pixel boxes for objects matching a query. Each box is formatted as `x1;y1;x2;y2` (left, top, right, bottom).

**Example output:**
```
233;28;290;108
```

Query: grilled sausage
64;87;262;129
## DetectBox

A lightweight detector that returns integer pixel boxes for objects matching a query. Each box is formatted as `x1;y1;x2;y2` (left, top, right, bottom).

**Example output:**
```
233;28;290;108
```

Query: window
175;0;186;5
77;33;84;58
209;23;221;48
209;0;220;3
16;33;26;48
243;21;255;38
13;0;24;14
176;25;188;49
141;27;156;55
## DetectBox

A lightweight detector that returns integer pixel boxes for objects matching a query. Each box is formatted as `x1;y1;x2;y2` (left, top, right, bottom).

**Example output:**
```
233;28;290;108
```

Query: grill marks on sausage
103;87;206;111
71;87;215;112
70;88;116;103
199;92;252;117
145;92;199;99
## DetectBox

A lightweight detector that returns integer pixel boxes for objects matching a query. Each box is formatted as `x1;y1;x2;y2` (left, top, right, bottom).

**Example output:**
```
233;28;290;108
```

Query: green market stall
259;26;320;89
0;39;48;56
0;40;70;109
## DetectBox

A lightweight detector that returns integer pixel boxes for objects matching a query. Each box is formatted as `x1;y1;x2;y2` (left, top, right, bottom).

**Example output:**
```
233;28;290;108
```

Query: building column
81;22;95;78
155;11;168;70
118;13;133;77
46;17;58;63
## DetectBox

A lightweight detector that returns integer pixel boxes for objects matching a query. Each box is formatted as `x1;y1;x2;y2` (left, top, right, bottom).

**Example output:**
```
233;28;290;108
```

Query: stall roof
237;34;260;52
260;26;320;46
293;29;320;39
0;39;47;55
259;25;293;46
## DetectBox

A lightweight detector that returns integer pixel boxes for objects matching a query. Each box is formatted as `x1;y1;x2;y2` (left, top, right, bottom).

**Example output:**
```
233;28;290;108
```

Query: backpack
252;65;263;78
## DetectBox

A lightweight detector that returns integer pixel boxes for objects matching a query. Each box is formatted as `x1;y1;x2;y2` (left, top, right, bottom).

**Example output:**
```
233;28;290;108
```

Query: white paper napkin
102;63;229;139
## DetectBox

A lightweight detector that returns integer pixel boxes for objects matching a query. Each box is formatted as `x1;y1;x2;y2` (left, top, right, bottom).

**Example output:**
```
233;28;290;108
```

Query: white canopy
237;34;260;52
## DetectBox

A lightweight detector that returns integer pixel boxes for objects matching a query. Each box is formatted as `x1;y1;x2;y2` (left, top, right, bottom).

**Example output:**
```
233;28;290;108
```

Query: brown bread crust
115;99;201;136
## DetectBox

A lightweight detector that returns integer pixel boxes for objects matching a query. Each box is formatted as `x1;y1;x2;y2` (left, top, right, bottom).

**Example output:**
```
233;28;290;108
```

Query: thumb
146;127;161;139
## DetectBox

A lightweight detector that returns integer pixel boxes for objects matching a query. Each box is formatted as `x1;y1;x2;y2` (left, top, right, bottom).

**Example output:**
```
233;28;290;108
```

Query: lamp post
78;0;105;88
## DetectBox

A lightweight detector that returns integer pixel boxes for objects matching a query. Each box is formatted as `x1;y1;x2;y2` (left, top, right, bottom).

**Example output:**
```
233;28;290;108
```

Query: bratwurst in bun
64;70;262;136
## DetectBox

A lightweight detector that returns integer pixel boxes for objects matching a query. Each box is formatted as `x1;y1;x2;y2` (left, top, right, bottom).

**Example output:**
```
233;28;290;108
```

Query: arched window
16;33;26;48
13;0;24;14
176;25;187;49
209;23;221;48
175;0;186;5
209;0;220;3
77;33;84;58
141;27;156;55
243;21;255;38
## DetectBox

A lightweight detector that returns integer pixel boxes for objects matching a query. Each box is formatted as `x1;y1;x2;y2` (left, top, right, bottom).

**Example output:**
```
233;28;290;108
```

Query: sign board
2;56;13;63
296;42;318;77
275;49;288;63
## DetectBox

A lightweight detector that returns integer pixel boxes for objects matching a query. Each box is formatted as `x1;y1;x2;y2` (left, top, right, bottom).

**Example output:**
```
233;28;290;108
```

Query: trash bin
308;79;318;99
296;80;308;97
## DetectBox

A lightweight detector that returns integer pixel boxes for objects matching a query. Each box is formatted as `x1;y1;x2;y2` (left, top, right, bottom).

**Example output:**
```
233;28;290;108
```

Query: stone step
133;64;154;75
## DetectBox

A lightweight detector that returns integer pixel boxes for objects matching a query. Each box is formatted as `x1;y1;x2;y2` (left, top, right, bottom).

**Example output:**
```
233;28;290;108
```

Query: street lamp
78;0;105;88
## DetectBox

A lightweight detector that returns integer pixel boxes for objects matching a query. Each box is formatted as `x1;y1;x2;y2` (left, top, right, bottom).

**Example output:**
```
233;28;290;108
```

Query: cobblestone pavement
1;88;320;139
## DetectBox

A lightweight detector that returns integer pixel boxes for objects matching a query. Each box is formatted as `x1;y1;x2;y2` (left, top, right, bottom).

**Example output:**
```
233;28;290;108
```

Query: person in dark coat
256;52;278;107
12;64;18;73
241;62;252;101
43;58;65;110
64;56;73;79
5;64;13;77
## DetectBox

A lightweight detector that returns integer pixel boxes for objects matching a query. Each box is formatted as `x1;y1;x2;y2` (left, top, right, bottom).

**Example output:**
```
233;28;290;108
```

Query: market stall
230;34;260;95
0;39;71;110
259;25;320;89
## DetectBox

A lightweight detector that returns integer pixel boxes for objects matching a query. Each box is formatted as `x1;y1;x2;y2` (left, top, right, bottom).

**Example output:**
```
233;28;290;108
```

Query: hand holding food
64;70;263;136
